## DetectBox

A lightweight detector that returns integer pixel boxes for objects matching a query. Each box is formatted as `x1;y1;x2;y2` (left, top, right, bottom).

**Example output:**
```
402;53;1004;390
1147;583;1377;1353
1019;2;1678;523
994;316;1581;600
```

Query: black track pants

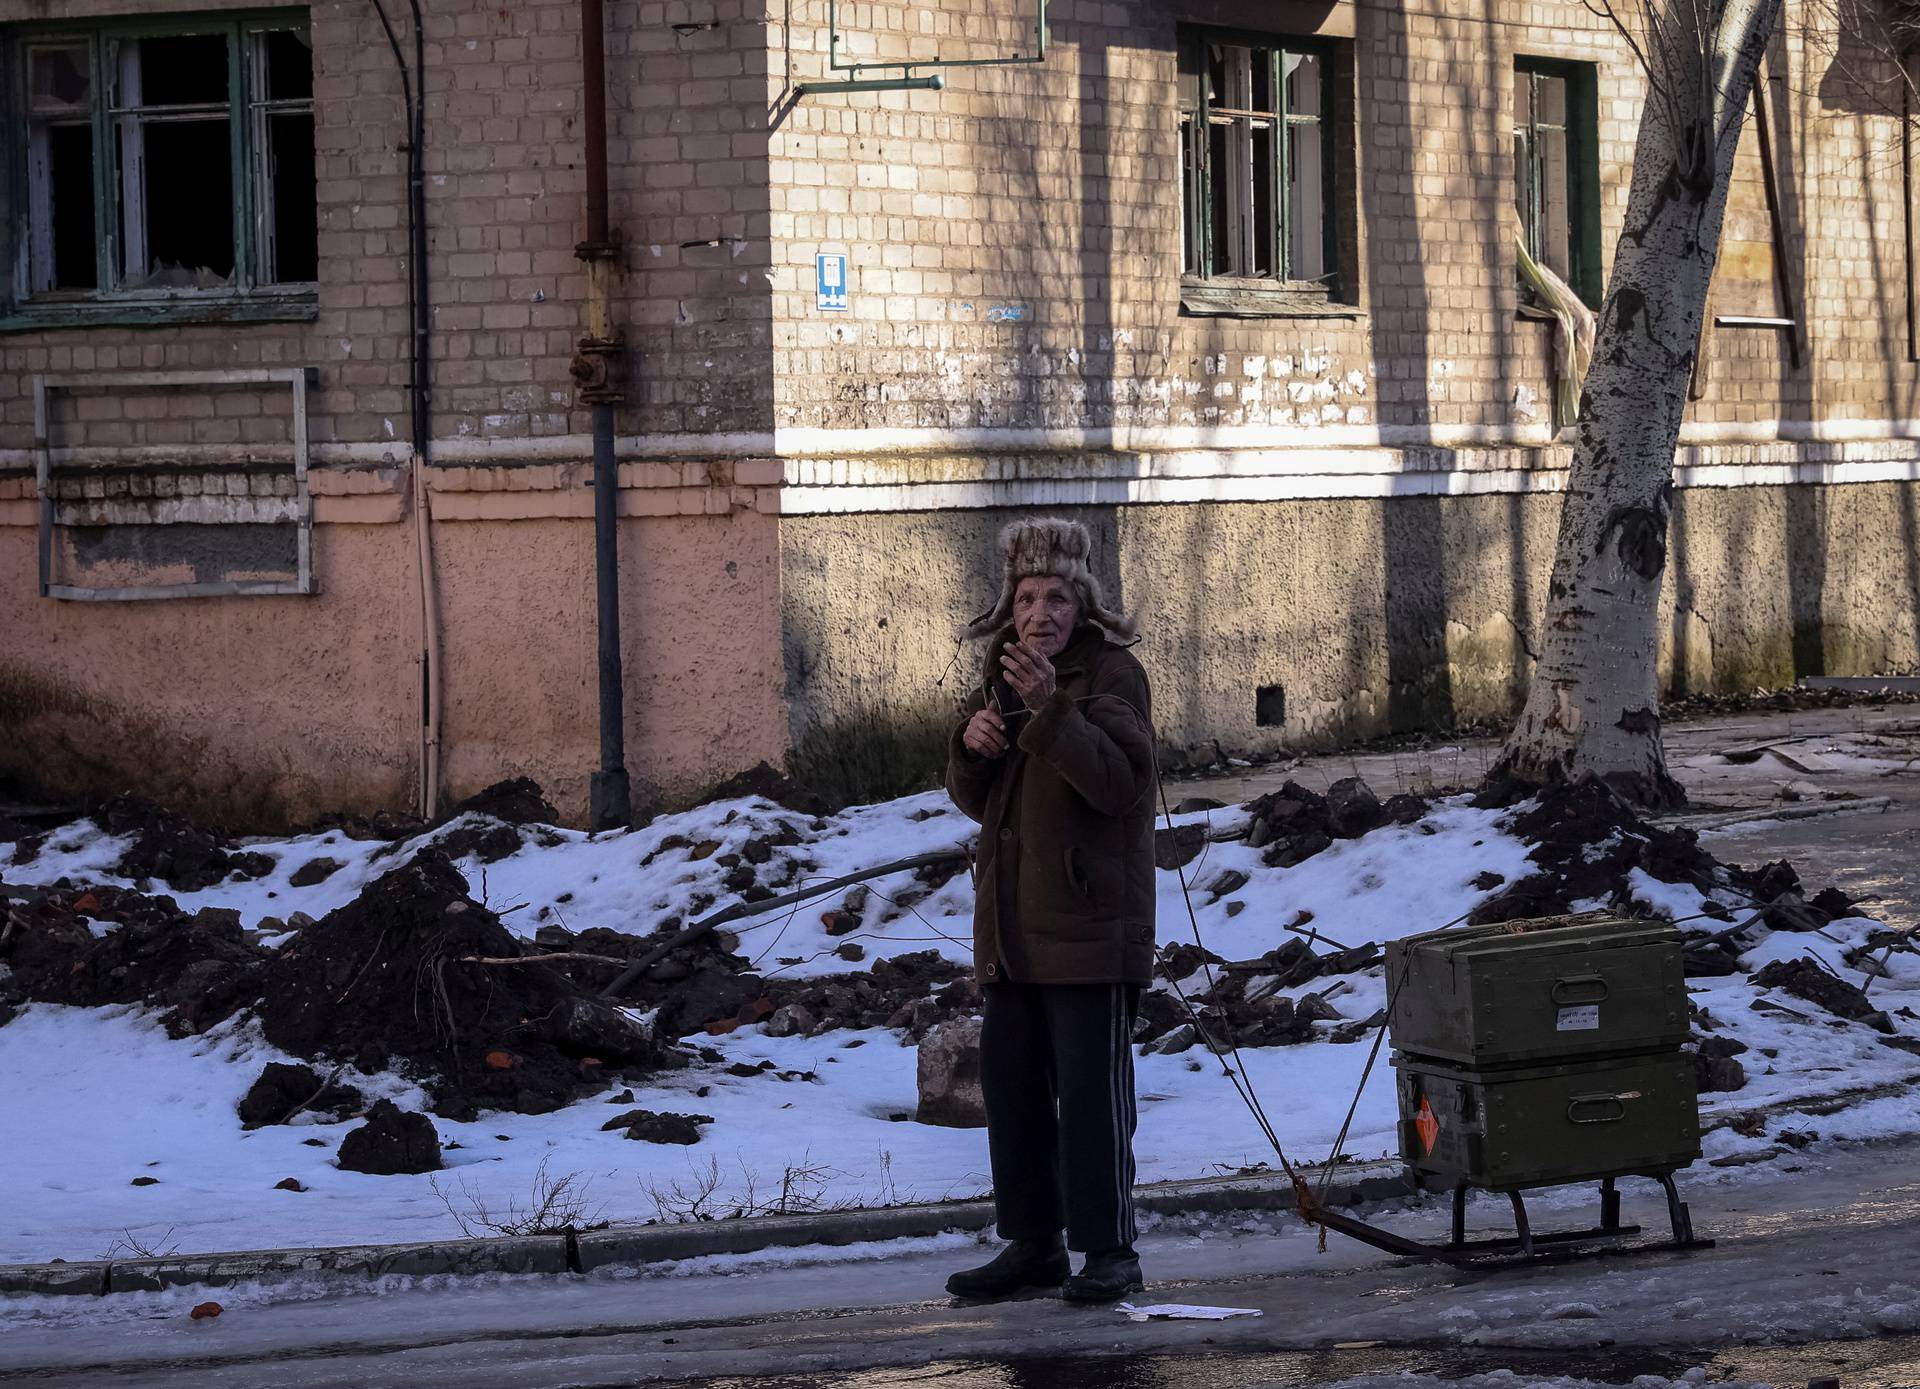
979;980;1140;1253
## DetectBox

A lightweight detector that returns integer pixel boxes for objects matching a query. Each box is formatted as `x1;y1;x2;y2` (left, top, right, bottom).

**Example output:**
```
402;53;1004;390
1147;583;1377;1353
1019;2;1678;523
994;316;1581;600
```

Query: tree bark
1493;0;1786;808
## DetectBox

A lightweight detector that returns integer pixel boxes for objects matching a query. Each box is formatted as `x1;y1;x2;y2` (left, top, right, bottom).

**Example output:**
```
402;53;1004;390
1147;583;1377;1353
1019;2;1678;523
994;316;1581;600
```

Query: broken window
8;15;316;311
111;33;236;290
1514;58;1600;306
251;28;317;285
24;42;99;291
1178;31;1337;298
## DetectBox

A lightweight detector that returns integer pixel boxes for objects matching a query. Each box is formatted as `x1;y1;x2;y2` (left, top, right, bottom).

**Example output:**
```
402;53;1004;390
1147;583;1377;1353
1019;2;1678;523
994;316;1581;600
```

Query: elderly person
943;518;1157;1303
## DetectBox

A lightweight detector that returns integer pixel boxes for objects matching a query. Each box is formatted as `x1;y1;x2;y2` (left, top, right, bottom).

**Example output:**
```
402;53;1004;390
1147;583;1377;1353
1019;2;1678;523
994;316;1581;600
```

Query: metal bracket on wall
34;367;319;602
795;0;1045;97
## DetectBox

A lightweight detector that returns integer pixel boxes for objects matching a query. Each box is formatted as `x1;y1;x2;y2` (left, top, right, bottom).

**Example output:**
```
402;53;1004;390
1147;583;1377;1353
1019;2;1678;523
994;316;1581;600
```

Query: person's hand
962;706;1009;759
1000;639;1058;707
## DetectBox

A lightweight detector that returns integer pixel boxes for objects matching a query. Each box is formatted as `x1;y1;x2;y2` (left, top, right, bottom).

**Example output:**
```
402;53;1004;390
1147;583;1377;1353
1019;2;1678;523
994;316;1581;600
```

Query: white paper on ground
1116;1302;1263;1321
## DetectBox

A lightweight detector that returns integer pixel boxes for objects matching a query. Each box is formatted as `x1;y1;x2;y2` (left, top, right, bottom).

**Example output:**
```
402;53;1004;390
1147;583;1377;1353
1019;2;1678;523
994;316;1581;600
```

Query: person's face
1013;575;1079;658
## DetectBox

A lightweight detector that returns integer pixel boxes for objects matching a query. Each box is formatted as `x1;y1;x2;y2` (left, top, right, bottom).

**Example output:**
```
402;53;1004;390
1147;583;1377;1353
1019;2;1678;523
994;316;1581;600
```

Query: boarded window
1179;31;1337;296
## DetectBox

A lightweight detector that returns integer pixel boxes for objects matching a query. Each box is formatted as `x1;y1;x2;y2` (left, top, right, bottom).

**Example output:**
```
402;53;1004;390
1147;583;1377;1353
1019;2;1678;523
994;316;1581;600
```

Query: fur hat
967;517;1136;638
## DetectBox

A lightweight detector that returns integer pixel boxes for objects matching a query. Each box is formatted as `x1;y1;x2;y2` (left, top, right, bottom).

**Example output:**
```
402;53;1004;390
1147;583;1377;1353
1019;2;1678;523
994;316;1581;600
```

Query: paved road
3;1143;1915;1388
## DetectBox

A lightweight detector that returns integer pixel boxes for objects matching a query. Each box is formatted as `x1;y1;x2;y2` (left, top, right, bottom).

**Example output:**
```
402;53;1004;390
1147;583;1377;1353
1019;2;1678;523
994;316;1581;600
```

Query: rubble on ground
1753;958;1894;1034
0;883;266;1036
1466;775;1859;954
335;1099;442;1175
2;762;1907;1129
600;1108;714;1144
1664;683;1920;717
916;1017;986;1128
238;1062;366;1128
97;795;276;893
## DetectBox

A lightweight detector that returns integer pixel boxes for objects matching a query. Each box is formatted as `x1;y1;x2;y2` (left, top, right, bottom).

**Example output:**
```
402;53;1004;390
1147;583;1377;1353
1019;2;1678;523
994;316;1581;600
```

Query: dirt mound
700;761;829;817
0;884;264;1036
448;778;558;826
336;1099;442;1174
96;795;274;893
296;809;426;843
1466;776;1717;926
1244;778;1427;871
433;818;529;865
256;849;659;1119
238;1062;365;1128
1465;776;1864;948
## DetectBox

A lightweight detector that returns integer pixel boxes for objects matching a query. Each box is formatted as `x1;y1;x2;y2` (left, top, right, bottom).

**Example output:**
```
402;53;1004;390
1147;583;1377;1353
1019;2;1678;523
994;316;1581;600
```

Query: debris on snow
256;850;658;1119
915;1017;986;1128
3;764;1917;1262
237;1062;365;1128
335;1099;442;1175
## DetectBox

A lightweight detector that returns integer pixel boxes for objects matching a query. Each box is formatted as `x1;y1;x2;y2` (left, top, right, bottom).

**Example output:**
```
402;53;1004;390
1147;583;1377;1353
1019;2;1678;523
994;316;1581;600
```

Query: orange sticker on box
1415;1095;1440;1155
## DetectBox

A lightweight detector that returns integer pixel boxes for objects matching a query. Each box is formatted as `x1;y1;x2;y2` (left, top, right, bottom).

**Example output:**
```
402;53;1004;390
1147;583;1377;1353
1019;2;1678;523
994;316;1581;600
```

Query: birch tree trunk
1492;0;1786;809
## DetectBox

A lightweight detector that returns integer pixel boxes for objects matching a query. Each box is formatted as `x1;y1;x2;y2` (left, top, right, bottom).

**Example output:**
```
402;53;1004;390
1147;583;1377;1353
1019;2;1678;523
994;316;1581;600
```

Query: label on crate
1414;1095;1440;1155
1556;1004;1601;1031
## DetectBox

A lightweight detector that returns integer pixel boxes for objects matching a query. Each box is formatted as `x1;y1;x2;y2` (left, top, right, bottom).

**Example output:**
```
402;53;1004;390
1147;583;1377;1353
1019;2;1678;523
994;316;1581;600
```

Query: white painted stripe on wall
10;419;1920;472
769;453;1920;514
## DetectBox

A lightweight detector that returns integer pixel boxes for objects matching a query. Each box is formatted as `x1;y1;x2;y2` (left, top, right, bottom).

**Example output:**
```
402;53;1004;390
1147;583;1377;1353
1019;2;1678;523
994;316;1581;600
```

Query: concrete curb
5;1083;1905;1299
0;1161;1412;1299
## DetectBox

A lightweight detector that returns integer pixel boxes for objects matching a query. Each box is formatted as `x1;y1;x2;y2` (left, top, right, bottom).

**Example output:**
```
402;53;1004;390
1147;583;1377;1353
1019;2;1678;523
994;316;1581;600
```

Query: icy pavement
1;1143;1916;1387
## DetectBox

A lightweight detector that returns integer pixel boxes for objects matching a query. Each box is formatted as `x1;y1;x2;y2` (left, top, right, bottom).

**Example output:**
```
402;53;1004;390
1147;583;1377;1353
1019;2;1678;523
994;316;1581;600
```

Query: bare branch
459;950;629;966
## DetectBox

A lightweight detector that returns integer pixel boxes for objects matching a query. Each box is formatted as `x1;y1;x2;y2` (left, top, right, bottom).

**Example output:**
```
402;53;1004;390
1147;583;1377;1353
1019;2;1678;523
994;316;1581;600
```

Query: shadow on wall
0;661;406;831
612;0;785;815
1363;0;1460;733
782;508;1124;807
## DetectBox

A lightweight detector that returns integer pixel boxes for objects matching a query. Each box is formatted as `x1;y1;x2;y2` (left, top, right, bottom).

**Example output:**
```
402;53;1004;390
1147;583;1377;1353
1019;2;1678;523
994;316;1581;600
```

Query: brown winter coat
945;624;1157;987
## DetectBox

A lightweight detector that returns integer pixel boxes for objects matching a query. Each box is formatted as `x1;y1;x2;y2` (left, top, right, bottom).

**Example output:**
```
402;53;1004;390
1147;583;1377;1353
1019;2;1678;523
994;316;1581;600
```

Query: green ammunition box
1386;913;1689;1068
1394;1050;1702;1191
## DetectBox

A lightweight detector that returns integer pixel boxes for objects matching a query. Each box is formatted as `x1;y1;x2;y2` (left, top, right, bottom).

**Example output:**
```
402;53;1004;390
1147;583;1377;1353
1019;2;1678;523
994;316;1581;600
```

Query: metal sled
1310;1170;1714;1268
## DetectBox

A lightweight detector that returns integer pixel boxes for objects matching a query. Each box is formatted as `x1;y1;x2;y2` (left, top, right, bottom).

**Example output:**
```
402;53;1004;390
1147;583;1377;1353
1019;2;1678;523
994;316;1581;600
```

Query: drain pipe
574;0;631;828
374;0;441;820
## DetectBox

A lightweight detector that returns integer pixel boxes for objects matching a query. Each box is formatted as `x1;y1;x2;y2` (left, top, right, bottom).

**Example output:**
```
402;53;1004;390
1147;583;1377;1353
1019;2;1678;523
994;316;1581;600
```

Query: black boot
945;1237;1071;1299
1061;1246;1143;1303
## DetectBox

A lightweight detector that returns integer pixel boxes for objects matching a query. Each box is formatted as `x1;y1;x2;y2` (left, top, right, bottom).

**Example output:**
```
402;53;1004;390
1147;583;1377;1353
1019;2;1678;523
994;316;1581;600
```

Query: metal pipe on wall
373;0;442;820
576;0;631;829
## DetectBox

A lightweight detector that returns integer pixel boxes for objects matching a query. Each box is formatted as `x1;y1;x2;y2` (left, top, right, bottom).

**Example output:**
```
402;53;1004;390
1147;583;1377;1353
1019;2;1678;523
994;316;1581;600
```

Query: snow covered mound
2;772;1917;1263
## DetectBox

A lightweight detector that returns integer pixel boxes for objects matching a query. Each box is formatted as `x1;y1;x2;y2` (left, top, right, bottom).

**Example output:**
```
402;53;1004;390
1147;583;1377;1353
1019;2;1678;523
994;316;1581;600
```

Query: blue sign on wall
816;252;849;312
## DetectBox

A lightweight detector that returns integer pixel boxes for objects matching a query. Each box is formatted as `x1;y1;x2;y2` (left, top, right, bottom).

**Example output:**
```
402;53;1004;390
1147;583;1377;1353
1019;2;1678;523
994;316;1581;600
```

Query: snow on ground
0;995;1414;1263
0;793;1521;976
1325;1376;1767;1389
1324;1378;1763;1389
3;789;1918;1263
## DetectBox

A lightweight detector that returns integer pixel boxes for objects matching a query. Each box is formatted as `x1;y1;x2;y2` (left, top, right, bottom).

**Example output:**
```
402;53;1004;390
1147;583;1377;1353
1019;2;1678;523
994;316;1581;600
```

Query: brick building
1;0;1915;825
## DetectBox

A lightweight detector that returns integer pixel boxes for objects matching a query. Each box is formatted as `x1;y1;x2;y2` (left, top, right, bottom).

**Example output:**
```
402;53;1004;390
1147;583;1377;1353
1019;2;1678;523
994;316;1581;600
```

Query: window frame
1513;55;1602;309
1178;26;1344;316
1;10;316;330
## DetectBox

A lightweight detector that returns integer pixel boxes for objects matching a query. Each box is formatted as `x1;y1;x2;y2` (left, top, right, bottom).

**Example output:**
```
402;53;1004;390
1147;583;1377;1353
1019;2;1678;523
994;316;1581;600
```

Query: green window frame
1514;57;1601;307
1178;28;1338;304
4;12;315;327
